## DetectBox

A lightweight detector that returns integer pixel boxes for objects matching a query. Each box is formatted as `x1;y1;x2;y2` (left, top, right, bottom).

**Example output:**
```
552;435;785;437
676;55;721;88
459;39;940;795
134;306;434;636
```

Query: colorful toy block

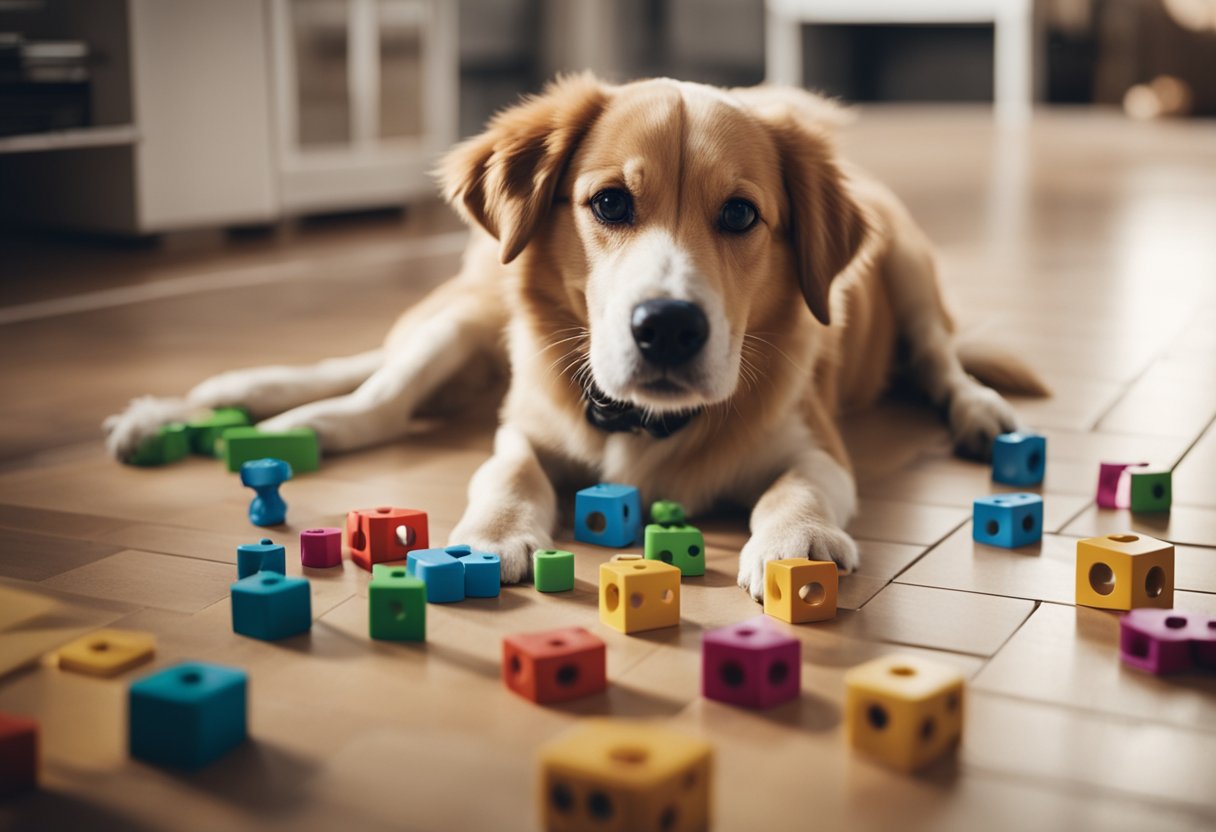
763;559;838;624
346;506;429;571
240;458;292;526
369;564;426;641
650;500;686;526
1076;533;1174;611
222;426;319;473
1096;461;1144;508
599;555;681;634
539;719;712;832
237;538;286;579
575;483;642;548
702;617;800;710
300;527;342;568
406;548;465;603
1129;466;1172;513
128;662;247;770
187;407;250;456
502;627;607;704
845;654;965;772
971;492;1043;548
533;549;575;592
1120;609;1214;675
231;572;312;640
643;523;705;577
0;712;38;796
128;423;190;466
991;431;1046;486
446;544;502;597
56;628;155;678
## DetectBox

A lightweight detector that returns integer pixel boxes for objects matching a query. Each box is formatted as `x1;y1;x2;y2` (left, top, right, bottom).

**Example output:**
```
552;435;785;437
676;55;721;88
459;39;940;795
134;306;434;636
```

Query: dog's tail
957;339;1051;398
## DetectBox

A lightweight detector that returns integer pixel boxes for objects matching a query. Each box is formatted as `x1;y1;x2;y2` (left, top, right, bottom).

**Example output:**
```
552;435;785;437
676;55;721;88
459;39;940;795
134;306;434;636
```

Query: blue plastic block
992;432;1046;486
128;662;247;770
574;483;642;548
972;493;1043;548
240;458;292;527
406;548;465;603
236;538;286;579
231;572;312;640
444;544;501;597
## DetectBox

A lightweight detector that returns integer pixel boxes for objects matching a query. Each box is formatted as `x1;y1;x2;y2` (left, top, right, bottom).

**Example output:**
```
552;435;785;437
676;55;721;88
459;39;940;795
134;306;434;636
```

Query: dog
105;75;1046;599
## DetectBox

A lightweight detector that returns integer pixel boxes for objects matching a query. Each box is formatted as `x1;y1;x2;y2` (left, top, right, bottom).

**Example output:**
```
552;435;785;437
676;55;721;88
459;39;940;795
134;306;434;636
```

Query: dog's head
440;75;868;414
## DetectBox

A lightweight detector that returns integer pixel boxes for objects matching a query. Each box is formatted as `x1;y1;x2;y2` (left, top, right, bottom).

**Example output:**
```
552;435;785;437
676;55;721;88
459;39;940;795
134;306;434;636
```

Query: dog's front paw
737;520;859;601
948;383;1019;460
103;396;194;462
448;517;551;584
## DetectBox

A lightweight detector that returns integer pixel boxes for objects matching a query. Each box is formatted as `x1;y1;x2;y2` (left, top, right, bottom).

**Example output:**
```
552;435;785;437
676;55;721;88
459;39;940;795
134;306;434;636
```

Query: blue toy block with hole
128;661;247;770
445;544;501;597
972;493;1043;548
992;432;1046;486
369;564;426;641
574;483;642;548
240;458;292;526
406;548;465;603
236;538;286;579
231;572;311;640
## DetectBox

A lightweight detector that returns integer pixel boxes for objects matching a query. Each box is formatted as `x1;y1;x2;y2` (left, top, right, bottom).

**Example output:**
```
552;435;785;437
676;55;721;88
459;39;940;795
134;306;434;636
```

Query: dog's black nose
630;299;708;367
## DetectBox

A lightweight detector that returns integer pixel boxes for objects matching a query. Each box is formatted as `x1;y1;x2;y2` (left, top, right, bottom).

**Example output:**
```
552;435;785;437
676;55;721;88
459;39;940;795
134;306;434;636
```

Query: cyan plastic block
992;432;1046;486
445;545;501;597
240;458;292;527
236;538;286;579
406;548;465;603
231;572;311;640
972;493;1043;548
574;483;642;548
128;662;247;770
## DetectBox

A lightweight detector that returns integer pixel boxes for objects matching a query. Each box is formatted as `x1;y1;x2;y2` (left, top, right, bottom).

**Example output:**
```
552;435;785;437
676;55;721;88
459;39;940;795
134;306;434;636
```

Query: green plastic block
187;408;251;456
1130;468;1171;513
650;500;686;526
128;423;190;466
533;549;575;592
643;523;705;576
221;427;319;473
369;564;426;641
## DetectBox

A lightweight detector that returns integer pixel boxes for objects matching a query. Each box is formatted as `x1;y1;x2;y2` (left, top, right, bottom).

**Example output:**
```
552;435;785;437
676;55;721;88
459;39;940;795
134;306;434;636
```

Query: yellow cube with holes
845;654;965;772
599;555;681;634
1075;533;1174;610
56;628;156;678
539;719;712;832
763;559;838;623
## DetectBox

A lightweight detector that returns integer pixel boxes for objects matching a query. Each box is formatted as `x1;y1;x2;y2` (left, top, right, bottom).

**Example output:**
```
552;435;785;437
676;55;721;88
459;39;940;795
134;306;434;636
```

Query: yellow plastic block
844;654;964;773
1075;533;1174;610
56;629;156;678
763;559;838;623
539;719;712;832
599;556;681;634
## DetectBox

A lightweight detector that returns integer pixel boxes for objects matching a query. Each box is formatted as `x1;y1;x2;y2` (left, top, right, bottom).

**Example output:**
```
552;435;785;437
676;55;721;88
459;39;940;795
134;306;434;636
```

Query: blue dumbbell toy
240;458;292;527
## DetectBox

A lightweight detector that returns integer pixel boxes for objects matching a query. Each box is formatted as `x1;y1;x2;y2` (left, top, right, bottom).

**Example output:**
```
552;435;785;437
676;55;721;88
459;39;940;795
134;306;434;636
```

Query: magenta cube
1194;616;1216;670
300;527;342;568
1119;609;1209;674
702;616;801;709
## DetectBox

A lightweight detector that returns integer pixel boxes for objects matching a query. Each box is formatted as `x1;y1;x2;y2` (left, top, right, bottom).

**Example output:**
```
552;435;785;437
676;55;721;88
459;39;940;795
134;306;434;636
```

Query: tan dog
105;76;1044;599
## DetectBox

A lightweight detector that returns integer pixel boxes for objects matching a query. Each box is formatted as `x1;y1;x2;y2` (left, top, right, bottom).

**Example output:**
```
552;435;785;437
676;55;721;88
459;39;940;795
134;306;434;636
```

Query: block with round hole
643;523;705;576
971;493;1043;548
56;628;155;678
231;572;312;640
0;712;38;796
844;654;965;773
1119;609;1208;674
1129;466;1172;513
538;719;712;832
369;563;426;641
534;549;576;592
702;616;800;709
763;559;838;624
502;627;606;704
445;544;501;597
599;556;681;634
406;547;465;603
1195;616;1216;669
300;527;342;568
345;506;429;571
991;431;1046;486
1075;532;1174;611
237;537;286;579
128;662;247;770
575;484;642;548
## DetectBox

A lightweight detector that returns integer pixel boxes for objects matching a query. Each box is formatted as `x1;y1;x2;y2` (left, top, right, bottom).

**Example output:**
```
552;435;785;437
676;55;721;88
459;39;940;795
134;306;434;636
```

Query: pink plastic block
1194;616;1216;670
1096;461;1146;509
702;616;800;709
300;527;342;568
1119;609;1213;674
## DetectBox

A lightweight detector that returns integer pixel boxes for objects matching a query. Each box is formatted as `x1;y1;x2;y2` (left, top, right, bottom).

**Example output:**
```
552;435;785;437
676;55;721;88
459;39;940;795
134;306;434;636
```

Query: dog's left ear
438;74;609;264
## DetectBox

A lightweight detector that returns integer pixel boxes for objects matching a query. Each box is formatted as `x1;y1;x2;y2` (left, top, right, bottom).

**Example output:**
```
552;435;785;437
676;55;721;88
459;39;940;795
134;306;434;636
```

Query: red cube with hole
0;712;38;797
345;507;429;571
502;627;607;704
702;616;801;709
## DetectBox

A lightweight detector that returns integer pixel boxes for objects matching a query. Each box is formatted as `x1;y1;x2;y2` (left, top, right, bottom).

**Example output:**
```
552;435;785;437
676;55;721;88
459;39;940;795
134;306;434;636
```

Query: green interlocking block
369;564;426;641
221;427;319;473
1130;468;1172;513
533;549;575;592
187;408;251;456
650;500;686;526
643;523;705;576
128;423;190;466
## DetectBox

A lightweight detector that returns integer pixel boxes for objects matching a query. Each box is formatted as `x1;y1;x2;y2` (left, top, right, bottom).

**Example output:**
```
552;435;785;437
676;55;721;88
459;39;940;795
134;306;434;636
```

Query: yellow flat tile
39;549;235;614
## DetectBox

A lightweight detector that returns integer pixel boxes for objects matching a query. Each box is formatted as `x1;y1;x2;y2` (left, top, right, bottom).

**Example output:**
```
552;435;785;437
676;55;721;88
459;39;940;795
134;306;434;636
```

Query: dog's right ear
439;74;609;265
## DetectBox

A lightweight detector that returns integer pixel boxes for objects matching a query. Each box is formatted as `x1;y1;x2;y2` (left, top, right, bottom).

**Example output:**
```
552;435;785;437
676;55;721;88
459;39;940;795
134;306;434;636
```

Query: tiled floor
2;107;1216;831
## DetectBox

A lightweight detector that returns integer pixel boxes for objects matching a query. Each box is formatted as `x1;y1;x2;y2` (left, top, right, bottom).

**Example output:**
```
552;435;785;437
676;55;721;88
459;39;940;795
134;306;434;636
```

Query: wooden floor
2;106;1216;831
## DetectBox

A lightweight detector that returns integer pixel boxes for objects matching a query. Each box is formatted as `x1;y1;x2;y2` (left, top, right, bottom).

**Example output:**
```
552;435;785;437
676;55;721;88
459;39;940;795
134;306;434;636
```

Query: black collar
583;385;701;438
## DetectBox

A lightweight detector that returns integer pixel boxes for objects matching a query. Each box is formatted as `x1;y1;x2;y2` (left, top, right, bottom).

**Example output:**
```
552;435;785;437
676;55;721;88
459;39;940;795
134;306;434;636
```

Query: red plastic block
0;712;38;797
300;527;342;568
502;627;607;704
345;507;429;571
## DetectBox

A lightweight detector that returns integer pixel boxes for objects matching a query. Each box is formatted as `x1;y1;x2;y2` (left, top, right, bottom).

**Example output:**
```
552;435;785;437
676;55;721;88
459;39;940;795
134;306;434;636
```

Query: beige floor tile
0;528;125;582
1097;357;1216;439
1172;422;1216;509
40;549;236;614
847;498;969;546
1063;504;1216;548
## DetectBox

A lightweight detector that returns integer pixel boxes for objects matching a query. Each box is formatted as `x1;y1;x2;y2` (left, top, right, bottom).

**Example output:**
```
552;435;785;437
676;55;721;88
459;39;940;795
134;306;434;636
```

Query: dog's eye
719;199;758;233
590;189;632;225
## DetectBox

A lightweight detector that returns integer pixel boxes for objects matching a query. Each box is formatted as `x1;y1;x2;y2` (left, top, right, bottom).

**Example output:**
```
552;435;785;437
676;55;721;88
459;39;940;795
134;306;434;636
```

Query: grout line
1166;411;1216;473
968;685;1216;739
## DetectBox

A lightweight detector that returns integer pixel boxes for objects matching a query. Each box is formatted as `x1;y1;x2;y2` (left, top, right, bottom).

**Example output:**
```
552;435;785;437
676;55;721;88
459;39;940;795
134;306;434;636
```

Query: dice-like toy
231;572;312;640
369;564;426;641
1129;466;1171;513
599;555;681;634
1075;533;1174;611
534;549;575;593
240;457;292;527
1120;608;1216;674
972;493;1043;548
237;538;286;579
764;559;838;624
575;483;642;548
0;712;38;796
991;431;1046;486
128;662;247;770
56;628;155;678
446;544;502;598
502;627;607;704
702;617;800;709
406;547;465;603
222;426;319;473
300;527;342;568
346;506;429;571
644;523;705;576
